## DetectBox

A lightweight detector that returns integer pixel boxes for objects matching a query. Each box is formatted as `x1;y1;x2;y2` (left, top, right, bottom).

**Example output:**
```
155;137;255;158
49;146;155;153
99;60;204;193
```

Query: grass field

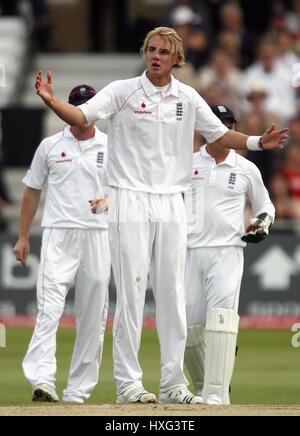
0;328;300;406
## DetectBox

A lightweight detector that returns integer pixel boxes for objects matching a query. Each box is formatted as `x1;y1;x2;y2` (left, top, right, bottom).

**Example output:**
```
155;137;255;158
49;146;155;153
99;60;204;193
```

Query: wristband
246;136;263;151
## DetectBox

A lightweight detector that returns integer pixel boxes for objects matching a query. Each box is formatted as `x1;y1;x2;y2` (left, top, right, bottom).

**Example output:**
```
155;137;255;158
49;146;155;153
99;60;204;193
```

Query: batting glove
241;213;273;244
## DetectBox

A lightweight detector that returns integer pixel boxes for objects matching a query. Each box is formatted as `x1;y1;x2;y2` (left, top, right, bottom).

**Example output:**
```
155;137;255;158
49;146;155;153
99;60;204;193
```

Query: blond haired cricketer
34;27;288;405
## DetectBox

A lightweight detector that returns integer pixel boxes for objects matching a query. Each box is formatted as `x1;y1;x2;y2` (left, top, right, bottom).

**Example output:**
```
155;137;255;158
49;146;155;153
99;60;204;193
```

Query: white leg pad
185;325;205;395
203;308;239;405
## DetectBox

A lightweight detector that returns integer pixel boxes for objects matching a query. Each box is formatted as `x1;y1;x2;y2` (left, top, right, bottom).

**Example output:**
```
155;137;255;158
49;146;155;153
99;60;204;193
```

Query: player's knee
88;275;109;291
207;297;238;315
41;302;65;324
186;307;205;328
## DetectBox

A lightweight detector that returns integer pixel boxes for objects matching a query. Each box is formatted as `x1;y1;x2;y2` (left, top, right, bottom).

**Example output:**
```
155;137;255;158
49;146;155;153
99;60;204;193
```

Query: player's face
145;35;177;84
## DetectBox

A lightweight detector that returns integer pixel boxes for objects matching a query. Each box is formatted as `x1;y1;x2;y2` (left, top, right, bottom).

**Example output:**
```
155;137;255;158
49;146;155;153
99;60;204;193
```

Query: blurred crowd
148;0;300;222
1;0;300;223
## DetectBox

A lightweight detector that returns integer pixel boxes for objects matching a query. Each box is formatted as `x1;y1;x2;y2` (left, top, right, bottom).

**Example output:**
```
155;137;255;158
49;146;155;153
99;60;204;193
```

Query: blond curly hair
140;27;185;68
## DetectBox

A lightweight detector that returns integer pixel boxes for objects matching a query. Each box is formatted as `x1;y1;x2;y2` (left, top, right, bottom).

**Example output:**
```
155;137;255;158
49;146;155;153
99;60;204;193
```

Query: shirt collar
201;145;237;167
63;125;104;150
141;71;179;98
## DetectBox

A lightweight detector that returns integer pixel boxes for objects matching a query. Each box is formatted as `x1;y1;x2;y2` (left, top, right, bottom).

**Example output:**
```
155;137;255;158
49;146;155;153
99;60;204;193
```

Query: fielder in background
185;105;275;406
13;85;111;404
34;27;287;405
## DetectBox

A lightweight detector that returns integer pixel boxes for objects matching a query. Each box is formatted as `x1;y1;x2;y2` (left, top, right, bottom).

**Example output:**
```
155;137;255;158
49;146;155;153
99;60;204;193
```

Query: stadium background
1;0;300;407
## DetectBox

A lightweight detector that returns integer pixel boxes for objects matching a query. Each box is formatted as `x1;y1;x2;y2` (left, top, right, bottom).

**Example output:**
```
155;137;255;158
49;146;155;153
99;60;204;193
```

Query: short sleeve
78;81;123;125
194;94;228;143
23;140;49;189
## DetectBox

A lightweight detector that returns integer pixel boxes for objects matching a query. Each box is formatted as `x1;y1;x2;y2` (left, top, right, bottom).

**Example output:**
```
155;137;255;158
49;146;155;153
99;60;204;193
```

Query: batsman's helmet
68;84;96;106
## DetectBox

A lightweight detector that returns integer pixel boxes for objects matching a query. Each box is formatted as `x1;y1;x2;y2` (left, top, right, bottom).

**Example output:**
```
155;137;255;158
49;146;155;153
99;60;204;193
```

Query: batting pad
203;308;240;405
185;325;205;395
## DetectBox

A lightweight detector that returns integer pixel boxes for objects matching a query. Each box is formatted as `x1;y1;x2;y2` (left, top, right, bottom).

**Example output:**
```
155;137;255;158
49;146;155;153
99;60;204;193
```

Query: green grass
0;328;300;405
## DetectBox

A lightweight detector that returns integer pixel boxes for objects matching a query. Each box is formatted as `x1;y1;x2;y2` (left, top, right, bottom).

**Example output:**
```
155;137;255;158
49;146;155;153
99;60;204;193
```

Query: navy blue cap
210;105;237;124
68;84;96;106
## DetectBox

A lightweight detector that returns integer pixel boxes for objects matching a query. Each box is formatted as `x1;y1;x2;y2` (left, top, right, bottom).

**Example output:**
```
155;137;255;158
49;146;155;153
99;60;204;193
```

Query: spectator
243;40;298;122
218;2;257;69
197;48;243;118
269;174;296;219
217;31;241;67
168;4;209;70
201;83;225;107
276;30;299;71
286;0;300;38
268;3;289;37
281;145;300;199
241;80;282;128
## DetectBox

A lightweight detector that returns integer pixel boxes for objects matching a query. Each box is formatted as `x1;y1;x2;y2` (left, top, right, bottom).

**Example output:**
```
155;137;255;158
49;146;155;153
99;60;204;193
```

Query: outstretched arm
216;124;289;151
36;71;88;129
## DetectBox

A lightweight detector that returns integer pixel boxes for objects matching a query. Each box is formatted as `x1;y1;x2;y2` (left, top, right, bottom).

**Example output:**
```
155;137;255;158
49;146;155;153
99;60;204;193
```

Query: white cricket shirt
79;71;228;194
186;146;275;248
23;126;109;229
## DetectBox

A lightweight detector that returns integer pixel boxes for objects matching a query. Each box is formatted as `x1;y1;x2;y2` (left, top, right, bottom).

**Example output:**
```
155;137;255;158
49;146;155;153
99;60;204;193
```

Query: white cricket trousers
186;246;244;326
109;188;189;395
23;228;111;403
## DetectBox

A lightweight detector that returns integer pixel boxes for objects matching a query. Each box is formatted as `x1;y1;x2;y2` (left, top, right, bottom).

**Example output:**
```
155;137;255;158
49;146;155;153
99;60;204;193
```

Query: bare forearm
216;130;249;150
216;125;288;151
47;99;88;129
19;188;41;239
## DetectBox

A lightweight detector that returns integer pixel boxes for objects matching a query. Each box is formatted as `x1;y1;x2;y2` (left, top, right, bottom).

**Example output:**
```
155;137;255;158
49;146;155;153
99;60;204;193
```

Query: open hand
35;70;54;105
261;124;289;150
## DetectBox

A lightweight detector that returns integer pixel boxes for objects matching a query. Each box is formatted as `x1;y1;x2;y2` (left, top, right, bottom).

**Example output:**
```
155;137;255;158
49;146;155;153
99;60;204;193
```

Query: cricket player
34;27;287;405
13;85;111;404
185;105;275;405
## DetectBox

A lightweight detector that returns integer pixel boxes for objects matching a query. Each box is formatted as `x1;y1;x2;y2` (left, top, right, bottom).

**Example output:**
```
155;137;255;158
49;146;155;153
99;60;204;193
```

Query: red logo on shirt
135;102;152;115
192;168;204;181
56;152;72;164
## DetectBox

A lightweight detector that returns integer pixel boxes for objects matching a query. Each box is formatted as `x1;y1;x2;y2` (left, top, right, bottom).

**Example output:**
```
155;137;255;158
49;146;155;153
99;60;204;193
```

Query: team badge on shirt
97;151;105;167
228;173;237;189
176;103;183;121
